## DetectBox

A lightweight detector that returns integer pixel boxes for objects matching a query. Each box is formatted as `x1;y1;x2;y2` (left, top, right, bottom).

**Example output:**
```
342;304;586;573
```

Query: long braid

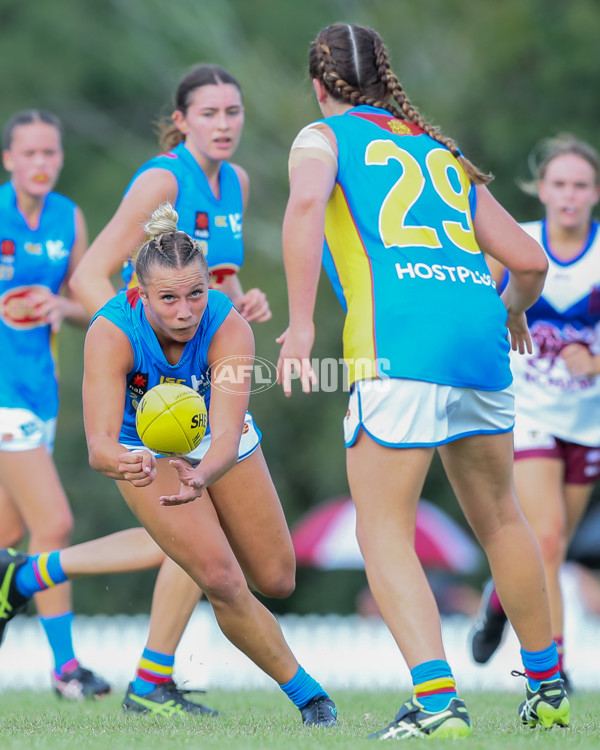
317;41;396;114
372;36;491;185
311;25;492;185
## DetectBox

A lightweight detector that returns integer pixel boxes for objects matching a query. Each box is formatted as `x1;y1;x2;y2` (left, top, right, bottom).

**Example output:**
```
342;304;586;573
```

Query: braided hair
135;203;209;286
308;24;492;185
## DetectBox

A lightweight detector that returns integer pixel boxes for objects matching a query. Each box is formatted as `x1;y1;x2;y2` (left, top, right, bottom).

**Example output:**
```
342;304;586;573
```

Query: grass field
1;688;598;749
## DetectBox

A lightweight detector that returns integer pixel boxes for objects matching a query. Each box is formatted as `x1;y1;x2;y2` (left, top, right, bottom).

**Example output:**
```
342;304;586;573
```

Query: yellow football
135;383;207;456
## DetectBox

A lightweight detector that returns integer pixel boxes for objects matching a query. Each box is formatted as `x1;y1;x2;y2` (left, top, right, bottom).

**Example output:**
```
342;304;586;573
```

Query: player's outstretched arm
277;153;336;396
159;310;253;505
83;316;156;485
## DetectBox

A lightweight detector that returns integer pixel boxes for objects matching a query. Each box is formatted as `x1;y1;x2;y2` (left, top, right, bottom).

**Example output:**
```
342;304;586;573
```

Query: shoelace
306;697;335;722
162;681;207;698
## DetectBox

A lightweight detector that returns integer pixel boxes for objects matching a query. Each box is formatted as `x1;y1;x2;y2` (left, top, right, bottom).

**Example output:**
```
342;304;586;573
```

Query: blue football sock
411;659;457;712
131;648;175;696
279;665;328;709
15;551;68;598
39;612;77;674
521;643;560;690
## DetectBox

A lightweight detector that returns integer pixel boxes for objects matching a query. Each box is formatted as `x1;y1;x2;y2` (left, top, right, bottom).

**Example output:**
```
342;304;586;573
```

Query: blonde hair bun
143;202;179;238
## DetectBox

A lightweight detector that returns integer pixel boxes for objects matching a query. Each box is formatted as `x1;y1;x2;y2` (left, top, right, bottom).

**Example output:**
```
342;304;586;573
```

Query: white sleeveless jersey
510;220;600;445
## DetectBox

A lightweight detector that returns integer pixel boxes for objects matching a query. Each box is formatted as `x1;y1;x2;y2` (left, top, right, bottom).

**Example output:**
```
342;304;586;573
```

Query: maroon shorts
514;438;600;485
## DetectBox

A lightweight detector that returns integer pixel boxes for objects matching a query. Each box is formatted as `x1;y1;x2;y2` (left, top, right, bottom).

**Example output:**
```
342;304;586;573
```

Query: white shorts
124;412;261;467
344;378;514;448
0;408;56;453
513;413;557;452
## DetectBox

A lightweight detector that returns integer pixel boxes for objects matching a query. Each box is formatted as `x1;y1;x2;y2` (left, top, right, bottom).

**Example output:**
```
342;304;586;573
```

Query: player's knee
0;523;26;549
255;568;296;599
468;499;522;547
199;563;246;606
537;526;567;567
30;510;74;549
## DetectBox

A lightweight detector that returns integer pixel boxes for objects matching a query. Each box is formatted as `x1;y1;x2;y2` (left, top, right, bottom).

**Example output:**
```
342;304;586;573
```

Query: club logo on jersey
388;120;413;135
25;242;43;255
527;321;595;389
1;239;16;258
350;111;424;136
0;285;48;329
194;211;210;239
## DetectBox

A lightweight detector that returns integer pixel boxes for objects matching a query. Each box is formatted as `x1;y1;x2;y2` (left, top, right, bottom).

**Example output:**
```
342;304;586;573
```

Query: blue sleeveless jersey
92;288;232;446
319;106;510;390
123;142;244;285
0;181;76;419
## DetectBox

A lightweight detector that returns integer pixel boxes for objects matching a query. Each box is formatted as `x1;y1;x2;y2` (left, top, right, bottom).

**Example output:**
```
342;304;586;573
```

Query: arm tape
288;124;338;176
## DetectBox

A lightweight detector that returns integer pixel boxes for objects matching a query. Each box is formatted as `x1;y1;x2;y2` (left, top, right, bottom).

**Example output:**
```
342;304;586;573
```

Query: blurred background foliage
1;0;599;615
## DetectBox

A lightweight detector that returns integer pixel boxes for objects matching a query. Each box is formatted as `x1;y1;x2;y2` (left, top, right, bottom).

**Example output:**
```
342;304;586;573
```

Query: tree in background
1;0;598;614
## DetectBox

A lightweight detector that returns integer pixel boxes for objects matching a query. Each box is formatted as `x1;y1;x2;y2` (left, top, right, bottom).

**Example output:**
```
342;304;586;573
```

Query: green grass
0;689;598;749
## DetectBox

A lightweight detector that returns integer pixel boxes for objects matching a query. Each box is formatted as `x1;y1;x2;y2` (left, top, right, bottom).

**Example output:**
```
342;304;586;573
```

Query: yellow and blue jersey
0;181;76;420
319;105;510;390
92;288;233;447
122;143;244;288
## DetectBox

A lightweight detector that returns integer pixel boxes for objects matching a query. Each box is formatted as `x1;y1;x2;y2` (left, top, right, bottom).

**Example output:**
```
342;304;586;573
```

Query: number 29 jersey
319;106;510;390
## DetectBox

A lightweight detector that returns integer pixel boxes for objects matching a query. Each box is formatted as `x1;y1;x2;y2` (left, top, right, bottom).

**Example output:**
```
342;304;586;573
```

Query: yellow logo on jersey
388;120;412;136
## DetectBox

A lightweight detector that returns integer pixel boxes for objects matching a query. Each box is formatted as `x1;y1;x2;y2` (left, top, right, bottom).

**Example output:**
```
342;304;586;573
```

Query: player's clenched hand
118;450;157;486
159;459;207;505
